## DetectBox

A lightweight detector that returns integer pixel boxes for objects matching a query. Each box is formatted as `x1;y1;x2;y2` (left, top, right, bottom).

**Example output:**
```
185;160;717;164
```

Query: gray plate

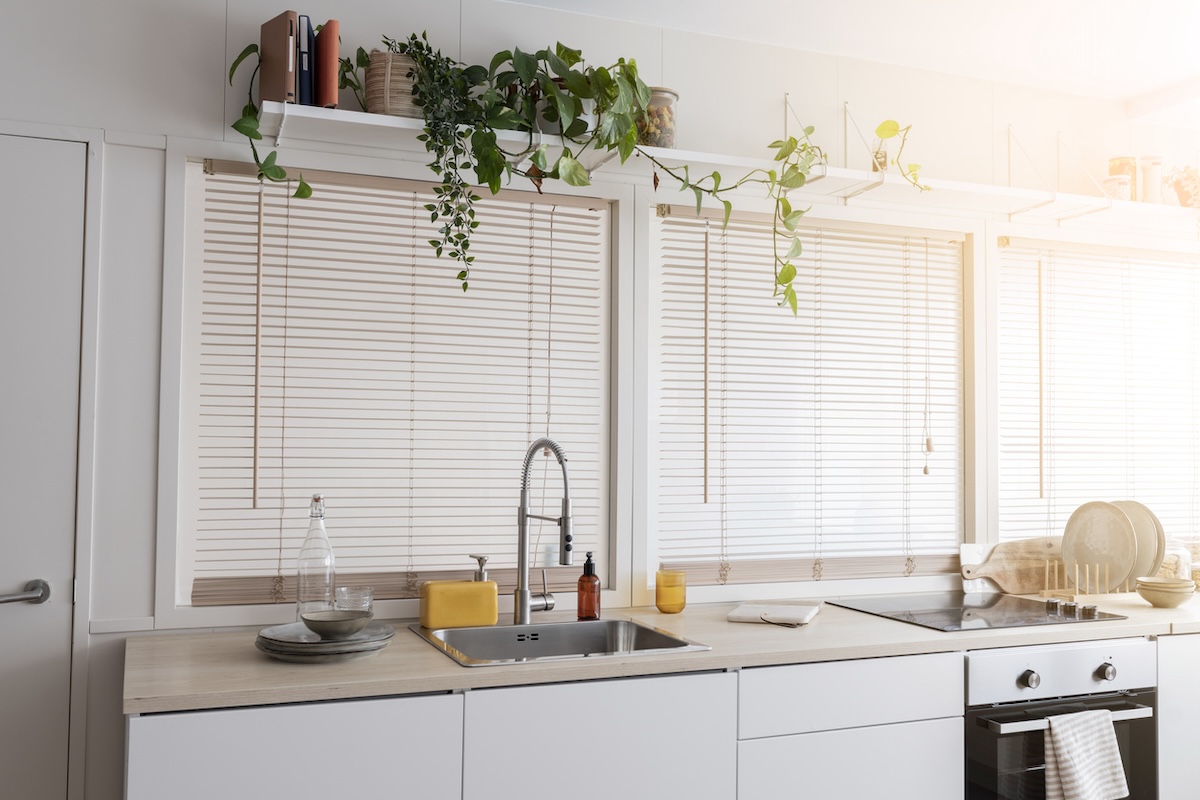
254;638;389;664
257;620;395;651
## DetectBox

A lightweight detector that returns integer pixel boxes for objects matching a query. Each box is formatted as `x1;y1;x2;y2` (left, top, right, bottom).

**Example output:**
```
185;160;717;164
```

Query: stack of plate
255;620;395;664
1062;500;1165;592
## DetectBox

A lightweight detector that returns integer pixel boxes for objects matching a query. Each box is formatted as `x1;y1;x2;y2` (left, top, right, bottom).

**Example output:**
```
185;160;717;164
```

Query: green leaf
531;145;549;171
692;186;703;215
779;197;793;218
785;237;803;260
563;69;592;99
293;177;312;199
784;285;798;315
782;210;804;231
555;42;583;67
462;64;488;86
356;47;370;69
875;119;901;140
513;47;537;86
229;44;258;85
721;199;732;227
557;155;590;186
547;50;570;78
261;150;277;169
489;49;512;76
777;262;797;286
231;114;262;140
775;137;797;161
261;163;287;182
780;167;807;190
617;124;637;162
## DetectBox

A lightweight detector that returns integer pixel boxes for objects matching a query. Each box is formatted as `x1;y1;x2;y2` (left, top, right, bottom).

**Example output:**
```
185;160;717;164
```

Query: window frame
156;138;638;629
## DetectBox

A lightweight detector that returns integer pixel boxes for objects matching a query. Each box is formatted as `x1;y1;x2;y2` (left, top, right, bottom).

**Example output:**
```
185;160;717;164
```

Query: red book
314;19;340;109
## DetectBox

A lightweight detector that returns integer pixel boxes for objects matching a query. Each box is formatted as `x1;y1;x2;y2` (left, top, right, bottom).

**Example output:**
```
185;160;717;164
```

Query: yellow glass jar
655;569;687;613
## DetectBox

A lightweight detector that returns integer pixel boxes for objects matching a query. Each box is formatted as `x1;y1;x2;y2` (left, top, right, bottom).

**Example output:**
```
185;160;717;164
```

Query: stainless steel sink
410;618;710;667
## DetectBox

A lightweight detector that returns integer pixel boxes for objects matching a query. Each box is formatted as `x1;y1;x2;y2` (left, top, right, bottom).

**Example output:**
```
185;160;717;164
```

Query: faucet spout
516;437;574;624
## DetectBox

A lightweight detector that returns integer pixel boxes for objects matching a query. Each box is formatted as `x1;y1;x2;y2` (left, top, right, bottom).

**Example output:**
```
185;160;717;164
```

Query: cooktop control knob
1095;662;1117;682
1019;669;1041;689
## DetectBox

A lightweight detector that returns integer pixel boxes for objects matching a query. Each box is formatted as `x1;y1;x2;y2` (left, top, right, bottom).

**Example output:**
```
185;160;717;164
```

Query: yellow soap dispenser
418;554;499;629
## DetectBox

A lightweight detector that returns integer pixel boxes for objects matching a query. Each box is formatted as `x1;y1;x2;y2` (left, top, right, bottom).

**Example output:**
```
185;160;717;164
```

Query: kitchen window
649;211;965;585
172;160;610;608
997;240;1200;542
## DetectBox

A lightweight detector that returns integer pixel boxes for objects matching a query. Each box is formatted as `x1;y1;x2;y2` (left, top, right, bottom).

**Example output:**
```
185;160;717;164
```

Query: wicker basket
364;50;421;118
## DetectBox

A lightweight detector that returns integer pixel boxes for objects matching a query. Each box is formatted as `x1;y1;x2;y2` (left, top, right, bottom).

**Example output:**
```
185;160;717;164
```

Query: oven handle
985;704;1153;735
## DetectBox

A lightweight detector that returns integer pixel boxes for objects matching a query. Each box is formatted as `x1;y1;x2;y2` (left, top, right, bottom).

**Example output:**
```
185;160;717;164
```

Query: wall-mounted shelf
257;101;1200;242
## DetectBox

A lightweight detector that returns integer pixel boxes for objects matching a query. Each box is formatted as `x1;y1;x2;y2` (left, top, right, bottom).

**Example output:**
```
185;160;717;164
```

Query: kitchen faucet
515;437;573;624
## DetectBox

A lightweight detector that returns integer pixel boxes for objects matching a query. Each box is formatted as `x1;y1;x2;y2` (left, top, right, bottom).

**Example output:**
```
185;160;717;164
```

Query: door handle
0;579;51;605
985;703;1153;734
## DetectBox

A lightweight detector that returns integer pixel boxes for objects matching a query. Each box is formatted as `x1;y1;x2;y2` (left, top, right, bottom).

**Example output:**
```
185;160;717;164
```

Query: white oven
965;638;1157;799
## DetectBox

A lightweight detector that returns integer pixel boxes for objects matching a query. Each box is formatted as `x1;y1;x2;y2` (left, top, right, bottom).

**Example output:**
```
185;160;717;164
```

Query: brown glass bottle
577;551;600;620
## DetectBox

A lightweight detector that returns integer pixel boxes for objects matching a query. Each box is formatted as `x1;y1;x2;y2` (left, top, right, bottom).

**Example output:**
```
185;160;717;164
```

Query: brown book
314;19;340;108
259;10;299;104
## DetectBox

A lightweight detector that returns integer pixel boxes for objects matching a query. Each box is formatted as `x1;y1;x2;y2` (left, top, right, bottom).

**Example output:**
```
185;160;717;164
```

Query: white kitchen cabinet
738;652;964;800
1157;633;1200;798
126;693;463;800
462;671;737;800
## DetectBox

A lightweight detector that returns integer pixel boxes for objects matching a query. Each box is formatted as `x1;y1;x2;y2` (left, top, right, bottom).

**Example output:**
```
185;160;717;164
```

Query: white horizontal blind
179;161;609;605
998;243;1200;541
651;214;964;585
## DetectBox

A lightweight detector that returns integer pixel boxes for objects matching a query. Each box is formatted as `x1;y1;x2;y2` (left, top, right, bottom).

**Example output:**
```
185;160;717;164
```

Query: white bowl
1136;583;1195;608
1137;576;1194;589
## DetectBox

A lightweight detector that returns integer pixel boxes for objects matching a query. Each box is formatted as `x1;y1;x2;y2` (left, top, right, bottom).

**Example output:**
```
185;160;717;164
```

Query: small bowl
1135;583;1195;608
1137;575;1193;586
301;609;372;639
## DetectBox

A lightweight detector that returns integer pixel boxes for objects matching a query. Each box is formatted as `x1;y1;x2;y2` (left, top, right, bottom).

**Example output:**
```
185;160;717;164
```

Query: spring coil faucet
516;437;573;624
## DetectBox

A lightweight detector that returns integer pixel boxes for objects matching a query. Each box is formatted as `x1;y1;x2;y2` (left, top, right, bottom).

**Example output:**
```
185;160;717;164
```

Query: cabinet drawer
739;652;963;739
738;716;963;800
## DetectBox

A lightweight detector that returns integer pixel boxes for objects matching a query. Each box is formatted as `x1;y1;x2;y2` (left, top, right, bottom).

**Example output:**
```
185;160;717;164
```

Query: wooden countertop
124;593;1200;715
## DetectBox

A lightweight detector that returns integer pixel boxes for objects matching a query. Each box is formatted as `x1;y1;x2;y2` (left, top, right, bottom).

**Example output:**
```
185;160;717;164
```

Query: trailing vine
229;29;921;312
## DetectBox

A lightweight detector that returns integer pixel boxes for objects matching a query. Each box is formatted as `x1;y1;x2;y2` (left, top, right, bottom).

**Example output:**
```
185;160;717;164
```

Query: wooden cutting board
960;536;1062;594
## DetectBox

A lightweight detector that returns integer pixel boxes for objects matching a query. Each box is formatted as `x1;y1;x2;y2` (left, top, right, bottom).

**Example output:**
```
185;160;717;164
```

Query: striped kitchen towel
1044;709;1129;800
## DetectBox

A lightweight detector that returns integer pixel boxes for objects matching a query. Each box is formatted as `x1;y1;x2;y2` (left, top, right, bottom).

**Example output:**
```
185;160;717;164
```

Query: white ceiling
502;0;1200;125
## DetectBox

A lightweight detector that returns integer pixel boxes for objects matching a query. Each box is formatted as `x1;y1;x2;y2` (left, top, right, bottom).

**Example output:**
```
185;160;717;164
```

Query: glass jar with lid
637;87;678;148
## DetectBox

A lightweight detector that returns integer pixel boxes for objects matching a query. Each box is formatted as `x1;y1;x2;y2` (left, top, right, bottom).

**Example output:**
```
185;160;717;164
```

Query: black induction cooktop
826;592;1127;632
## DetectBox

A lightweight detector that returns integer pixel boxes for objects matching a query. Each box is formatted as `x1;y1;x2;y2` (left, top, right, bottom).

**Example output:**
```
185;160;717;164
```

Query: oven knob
1019;669;1041;689
1095;662;1117;682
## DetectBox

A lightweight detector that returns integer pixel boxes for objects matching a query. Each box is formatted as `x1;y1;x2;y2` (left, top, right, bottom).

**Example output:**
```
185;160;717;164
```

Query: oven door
965;689;1156;800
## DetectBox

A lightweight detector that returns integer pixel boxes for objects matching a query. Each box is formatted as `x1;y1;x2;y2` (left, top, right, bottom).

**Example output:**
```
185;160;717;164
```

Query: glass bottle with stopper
296;493;335;620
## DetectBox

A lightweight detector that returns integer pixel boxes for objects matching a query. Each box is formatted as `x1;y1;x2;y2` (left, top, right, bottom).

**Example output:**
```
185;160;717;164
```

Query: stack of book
260;11;340;108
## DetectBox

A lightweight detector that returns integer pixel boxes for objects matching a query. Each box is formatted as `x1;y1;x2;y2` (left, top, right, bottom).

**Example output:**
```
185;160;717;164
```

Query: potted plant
872;120;929;191
228;30;925;312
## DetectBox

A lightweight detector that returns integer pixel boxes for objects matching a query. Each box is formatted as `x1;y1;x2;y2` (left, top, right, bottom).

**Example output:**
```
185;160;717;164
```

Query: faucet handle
469;554;489;582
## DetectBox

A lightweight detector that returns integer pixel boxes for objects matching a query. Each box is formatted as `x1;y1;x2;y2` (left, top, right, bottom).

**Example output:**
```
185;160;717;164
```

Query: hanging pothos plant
228;30;920;313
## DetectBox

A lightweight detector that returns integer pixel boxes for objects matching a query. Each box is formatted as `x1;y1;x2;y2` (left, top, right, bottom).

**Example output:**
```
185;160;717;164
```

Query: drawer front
738;716;963;800
739;652;963;739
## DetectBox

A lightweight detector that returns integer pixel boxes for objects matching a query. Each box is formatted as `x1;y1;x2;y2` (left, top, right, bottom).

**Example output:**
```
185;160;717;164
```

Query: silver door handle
0;579;51;605
986;704;1153;734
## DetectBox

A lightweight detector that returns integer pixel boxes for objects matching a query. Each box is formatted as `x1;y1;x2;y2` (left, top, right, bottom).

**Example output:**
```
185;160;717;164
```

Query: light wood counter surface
124;593;1200;715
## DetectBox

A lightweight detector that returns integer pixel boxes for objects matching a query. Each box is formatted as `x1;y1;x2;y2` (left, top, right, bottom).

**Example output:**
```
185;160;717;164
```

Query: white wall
3;2;1179;798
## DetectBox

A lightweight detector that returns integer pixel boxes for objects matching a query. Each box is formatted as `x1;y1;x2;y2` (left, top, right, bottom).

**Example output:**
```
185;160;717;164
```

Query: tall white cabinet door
0;132;86;800
127;693;463;800
738;716;964;800
463;671;737;800
1158;634;1200;797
